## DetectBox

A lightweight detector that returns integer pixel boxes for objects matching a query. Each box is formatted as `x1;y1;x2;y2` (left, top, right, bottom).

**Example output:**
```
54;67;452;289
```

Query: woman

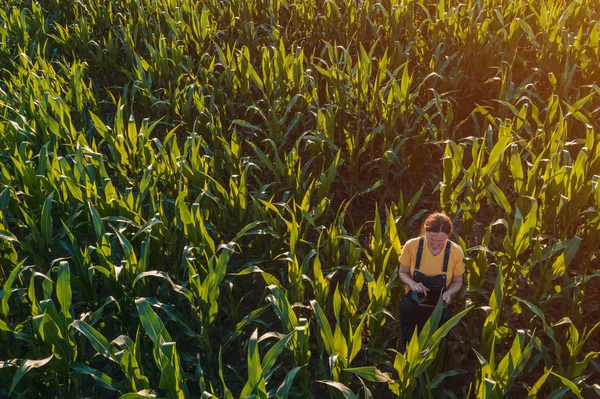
398;212;464;342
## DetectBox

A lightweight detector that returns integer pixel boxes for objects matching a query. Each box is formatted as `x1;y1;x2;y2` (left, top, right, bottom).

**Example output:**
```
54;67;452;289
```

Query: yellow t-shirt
399;237;465;291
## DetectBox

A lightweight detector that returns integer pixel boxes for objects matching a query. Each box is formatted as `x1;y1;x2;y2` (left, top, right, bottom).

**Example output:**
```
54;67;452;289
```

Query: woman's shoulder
449;240;465;258
404;236;423;249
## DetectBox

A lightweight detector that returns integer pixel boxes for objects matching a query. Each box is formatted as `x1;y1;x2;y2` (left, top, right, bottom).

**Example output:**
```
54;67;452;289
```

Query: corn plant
472;329;534;398
388;298;472;398
1;0;600;396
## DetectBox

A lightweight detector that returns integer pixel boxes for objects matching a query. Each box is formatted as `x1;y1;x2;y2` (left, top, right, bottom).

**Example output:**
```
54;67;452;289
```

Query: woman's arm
398;264;429;295
442;275;463;304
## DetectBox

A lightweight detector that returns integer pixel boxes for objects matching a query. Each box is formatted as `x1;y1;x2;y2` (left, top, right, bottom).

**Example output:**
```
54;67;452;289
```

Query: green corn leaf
133;271;193;302
0;318;10;332
266;285;297;333
127;115;137;147
514;201;538;256
72;362;121;392
487;181;512;213
157;341;187;398
387;209;402;256
232;221;265;243
496;329;533;389
231;266;280;288
578;320;600;355
89;112;109;137
349;316;365;363
2;261;28;317
142;297;198;339
119;390;157;399
232;119;260;131
430;370;460;389
358;179;384;195
34;312;69;362
223;306;268;350
200;6;211;39
113;227;138;269
343;366;393;382
512;296;561;353
415;297;445;349
115;347;151;391
88;201;105;243
333;285;341;324
131;217;162;241
218;348;234;399
527;369;551;398
87;296;120;326
138;236;151;277
547;372;583;399
431;306;472;347
240;329;267;399
135;298;170;342
273;366;302;399
481;268;504;358
318;380;358;399
56;261;72;321
71;319;116;362
9;355;53;396
41;191;54;247
138;166;153;199
0;230;18;243
310;300;334;354
261;330;295;378
0;187;11;214
332;323;348;361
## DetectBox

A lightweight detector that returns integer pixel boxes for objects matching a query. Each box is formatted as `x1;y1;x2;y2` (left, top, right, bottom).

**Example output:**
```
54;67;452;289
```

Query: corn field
0;0;599;397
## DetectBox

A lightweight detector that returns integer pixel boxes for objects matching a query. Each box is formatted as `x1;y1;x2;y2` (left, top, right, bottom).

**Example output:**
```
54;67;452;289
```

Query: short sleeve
398;239;415;267
452;245;465;276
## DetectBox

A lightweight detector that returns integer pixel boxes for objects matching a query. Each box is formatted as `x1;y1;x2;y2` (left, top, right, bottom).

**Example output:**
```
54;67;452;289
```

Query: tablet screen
418;288;443;307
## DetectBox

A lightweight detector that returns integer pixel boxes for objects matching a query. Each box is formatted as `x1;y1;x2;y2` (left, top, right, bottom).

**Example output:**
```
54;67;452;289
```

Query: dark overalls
400;237;453;342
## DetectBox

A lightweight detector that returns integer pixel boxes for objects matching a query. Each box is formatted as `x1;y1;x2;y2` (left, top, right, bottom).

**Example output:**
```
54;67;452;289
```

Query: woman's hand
410;282;429;295
398;264;430;295
443;291;452;305
443;275;463;305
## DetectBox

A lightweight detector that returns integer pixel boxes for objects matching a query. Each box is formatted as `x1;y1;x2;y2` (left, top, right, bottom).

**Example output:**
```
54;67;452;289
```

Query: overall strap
442;240;452;273
415;237;425;270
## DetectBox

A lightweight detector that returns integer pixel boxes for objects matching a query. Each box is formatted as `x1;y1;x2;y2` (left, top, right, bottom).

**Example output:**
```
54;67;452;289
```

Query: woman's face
425;231;448;254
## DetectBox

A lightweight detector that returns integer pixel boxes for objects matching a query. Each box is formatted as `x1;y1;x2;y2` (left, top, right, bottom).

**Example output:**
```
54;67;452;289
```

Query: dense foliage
1;0;599;397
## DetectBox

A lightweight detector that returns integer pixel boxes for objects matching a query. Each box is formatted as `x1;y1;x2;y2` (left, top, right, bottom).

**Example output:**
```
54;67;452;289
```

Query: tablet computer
417;288;444;307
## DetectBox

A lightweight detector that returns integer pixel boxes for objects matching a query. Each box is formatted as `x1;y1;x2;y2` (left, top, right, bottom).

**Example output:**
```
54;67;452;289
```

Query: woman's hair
421;212;453;235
